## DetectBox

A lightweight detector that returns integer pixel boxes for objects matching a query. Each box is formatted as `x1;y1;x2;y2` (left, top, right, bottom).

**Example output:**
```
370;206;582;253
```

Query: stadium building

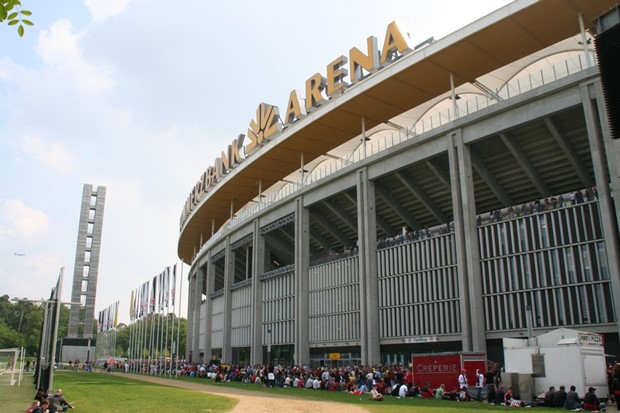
180;0;620;367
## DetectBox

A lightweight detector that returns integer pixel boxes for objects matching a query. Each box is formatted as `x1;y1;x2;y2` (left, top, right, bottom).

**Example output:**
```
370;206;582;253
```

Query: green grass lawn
0;373;37;413
172;374;564;412
2;371;569;413
1;371;236;413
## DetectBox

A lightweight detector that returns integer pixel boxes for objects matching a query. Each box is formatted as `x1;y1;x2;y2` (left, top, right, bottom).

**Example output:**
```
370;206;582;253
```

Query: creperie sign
180;22;411;228
415;363;459;374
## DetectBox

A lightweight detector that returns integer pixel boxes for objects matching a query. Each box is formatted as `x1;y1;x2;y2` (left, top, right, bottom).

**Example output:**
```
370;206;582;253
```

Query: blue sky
0;0;512;323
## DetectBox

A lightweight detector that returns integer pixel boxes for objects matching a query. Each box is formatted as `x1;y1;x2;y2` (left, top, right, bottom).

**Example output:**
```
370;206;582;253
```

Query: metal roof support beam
544;117;593;187
277;227;295;243
343;191;394;236
309;228;332;251
322;200;358;232
470;150;513;207
499;133;549;197
375;184;419;230
311;212;352;248
425;159;451;190
264;235;295;264
395;171;449;223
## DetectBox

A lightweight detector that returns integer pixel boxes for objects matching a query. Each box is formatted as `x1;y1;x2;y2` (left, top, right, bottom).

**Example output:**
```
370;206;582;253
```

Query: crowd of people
27;388;74;413
24;358;620;411
309;187;598;265
164;360;618;410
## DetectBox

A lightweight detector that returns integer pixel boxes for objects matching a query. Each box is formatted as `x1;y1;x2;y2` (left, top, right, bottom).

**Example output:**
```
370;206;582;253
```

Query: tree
0;0;33;37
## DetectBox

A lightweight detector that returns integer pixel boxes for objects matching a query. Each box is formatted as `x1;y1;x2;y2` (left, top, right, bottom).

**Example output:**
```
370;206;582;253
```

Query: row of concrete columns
185;78;620;365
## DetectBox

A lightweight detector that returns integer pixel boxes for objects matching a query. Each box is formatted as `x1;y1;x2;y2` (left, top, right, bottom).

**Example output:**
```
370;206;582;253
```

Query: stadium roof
178;0;617;263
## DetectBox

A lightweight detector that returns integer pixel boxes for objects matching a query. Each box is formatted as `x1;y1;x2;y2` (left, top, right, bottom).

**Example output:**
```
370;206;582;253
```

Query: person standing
612;363;620;411
458;369;468;390
475;369;485;401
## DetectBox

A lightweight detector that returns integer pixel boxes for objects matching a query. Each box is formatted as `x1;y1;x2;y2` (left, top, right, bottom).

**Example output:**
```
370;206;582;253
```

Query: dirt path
119;373;369;413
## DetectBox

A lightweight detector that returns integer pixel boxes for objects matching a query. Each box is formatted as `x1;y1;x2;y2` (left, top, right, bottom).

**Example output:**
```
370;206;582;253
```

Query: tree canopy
0;294;68;357
0;0;33;37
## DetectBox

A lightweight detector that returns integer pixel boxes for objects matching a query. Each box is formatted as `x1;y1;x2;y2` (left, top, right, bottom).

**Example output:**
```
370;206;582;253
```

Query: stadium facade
180;0;620;367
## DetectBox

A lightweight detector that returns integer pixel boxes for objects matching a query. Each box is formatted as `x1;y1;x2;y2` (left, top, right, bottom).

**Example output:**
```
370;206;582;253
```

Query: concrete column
222;237;233;363
186;271;196;361
250;220;265;365
295;197;310;365
192;267;204;361
448;130;485;352
580;81;620;331
356;167;380;365
203;255;214;363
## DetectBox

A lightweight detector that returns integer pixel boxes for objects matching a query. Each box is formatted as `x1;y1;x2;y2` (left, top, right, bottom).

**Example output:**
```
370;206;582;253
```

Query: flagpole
170;264;177;378
176;261;183;377
164;266;170;377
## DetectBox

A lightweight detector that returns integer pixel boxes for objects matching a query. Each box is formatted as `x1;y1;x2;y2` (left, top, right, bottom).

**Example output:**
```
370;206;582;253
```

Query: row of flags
129;263;177;322
97;300;119;332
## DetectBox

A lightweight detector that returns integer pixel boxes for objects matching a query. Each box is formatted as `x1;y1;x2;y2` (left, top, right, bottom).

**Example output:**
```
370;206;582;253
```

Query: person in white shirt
398;383;408;398
475;369;485;401
458;369;468;389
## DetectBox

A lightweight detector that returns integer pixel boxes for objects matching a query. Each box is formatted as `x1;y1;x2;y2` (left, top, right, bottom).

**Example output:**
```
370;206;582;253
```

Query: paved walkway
119;373;369;413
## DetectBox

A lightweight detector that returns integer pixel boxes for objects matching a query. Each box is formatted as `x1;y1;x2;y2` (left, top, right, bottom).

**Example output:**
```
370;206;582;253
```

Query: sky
0;0;513;324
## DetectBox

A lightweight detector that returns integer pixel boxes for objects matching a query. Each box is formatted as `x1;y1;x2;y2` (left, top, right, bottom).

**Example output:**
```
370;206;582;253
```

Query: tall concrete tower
67;184;106;338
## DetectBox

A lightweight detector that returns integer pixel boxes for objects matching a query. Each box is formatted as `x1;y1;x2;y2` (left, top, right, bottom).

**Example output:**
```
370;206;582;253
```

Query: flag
172;264;177;306
164;266;170;307
130;289;135;321
150;276;157;313
113;301;119;328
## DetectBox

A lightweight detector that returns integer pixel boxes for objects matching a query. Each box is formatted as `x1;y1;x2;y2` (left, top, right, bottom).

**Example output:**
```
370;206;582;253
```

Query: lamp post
14;268;79;391
267;328;271;366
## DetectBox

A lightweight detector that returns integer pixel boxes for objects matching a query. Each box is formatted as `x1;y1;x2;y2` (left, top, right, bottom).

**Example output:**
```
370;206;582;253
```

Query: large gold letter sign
246;103;282;155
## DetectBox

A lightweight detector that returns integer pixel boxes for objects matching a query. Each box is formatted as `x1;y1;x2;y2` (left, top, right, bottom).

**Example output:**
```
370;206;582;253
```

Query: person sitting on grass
26;400;40;413
459;385;471;401
34;388;48;403
421;381;434;398
32;400;49;413
369;388;384;401
51;389;74;412
436;384;453;400
504;386;514;405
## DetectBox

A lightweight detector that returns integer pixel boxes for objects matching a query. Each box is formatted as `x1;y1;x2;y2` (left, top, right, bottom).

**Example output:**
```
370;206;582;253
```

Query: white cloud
20;134;75;174
37;19;116;97
0;199;49;242
84;0;130;22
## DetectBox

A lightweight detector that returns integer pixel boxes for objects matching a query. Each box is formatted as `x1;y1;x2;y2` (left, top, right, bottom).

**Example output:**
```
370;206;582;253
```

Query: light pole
14;268;79;391
267;328;271;366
